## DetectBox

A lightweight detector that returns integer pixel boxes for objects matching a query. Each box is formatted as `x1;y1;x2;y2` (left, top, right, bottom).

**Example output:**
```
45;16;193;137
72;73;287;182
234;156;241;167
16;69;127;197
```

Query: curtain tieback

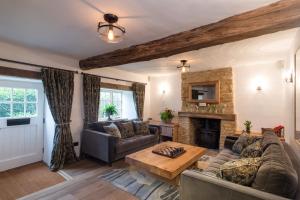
56;121;71;126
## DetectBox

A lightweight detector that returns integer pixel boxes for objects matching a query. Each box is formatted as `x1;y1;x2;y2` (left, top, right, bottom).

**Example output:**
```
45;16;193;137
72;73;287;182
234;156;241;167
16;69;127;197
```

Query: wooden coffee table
125;141;206;181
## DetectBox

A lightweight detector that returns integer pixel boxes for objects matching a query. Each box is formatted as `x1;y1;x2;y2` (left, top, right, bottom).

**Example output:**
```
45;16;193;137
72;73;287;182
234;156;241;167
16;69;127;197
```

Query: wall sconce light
251;76;267;92
159;82;169;95
256;86;262;91
284;71;294;83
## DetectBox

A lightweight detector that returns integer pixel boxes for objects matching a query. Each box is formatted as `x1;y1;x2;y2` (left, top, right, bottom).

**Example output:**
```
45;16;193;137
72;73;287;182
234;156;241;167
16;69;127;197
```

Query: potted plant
103;104;118;120
160;109;175;123
244;120;252;134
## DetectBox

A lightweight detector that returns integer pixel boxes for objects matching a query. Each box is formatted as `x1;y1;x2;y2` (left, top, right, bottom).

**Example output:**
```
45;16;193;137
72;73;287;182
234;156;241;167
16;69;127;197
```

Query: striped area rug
99;168;179;200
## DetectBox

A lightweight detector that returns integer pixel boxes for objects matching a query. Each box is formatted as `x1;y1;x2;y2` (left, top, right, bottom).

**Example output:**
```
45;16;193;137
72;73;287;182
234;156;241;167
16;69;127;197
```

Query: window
0;87;38;118
99;88;137;120
99;89;122;119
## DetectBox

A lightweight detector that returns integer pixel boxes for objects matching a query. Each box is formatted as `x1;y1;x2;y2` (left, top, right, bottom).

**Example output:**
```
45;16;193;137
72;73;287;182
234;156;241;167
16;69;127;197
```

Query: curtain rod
0;58;147;85
81;72;147;85
0;58;79;74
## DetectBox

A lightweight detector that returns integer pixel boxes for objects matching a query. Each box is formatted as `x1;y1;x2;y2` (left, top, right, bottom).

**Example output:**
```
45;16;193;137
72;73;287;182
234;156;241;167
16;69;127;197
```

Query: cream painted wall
0;40;150;165
233;62;286;132
149;73;181;121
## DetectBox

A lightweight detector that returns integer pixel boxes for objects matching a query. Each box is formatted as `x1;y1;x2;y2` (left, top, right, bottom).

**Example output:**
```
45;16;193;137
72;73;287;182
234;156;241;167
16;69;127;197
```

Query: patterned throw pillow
232;133;258;154
121;121;135;138
103;123;121;138
133;121;150;135
219;157;262;186
241;139;263;158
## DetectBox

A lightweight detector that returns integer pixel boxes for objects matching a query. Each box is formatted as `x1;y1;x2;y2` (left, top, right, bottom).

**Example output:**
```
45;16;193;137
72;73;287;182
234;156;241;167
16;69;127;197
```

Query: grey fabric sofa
180;132;300;200
81;120;159;164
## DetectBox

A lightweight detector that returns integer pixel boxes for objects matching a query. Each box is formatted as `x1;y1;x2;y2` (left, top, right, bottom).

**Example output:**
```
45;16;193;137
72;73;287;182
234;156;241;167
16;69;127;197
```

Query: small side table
148;120;179;142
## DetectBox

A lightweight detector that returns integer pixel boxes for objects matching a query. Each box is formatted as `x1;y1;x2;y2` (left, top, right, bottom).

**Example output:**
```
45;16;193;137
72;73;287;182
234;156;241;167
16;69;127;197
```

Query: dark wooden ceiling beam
80;0;300;70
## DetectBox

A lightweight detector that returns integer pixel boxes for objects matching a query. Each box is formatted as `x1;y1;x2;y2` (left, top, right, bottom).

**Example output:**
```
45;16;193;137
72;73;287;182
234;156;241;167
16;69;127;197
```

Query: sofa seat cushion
204;149;239;175
252;143;298;199
240;139;263;158
219;157;262;186
116;134;157;154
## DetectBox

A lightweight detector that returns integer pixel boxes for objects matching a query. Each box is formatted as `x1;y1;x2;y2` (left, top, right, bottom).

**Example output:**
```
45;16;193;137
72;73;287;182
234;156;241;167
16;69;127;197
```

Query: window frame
0;87;38;119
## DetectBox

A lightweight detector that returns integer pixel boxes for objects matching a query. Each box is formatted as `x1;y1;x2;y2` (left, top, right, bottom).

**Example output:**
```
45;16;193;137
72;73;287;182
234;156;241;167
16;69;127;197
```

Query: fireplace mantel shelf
178;112;236;121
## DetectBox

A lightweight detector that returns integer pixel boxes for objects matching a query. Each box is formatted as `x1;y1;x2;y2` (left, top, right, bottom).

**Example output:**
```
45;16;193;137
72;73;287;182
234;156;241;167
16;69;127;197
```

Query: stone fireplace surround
178;112;236;148
177;68;236;148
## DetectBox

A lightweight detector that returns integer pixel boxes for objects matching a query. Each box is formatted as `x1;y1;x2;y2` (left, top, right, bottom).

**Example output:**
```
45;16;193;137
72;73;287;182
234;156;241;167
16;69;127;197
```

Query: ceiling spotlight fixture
98;13;125;43
177;60;190;73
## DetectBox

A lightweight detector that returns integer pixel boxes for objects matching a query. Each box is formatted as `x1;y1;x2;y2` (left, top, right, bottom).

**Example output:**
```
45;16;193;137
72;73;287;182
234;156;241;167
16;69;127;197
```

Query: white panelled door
0;78;44;172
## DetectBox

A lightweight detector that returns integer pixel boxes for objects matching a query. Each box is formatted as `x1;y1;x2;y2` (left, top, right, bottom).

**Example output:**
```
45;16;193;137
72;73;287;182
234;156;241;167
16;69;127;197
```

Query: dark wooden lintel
100;82;132;91
0;66;41;80
178;112;236;121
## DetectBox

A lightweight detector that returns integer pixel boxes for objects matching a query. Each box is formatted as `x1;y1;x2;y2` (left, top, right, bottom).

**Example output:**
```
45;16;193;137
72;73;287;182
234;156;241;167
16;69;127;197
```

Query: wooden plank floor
60;158;128;178
0;162;65;200
20;159;137;200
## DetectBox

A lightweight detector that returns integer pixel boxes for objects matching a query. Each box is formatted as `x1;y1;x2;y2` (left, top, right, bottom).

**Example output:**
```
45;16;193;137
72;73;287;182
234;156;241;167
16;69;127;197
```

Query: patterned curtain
132;83;146;120
41;68;77;171
82;74;101;127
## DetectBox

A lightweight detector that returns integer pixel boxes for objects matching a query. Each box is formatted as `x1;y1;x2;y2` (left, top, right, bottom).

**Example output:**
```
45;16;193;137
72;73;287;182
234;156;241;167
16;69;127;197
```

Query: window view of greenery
99;89;122;120
0;87;38;118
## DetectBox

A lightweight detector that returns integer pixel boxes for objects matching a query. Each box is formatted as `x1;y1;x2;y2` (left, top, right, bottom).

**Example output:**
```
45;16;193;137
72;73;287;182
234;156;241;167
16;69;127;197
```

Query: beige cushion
103;123;121;138
219;157;262;186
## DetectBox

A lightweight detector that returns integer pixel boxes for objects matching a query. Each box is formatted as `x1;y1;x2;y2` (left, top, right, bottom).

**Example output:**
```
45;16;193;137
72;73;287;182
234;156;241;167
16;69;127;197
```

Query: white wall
0;40;150;166
233;62;286;132
149;73;181;121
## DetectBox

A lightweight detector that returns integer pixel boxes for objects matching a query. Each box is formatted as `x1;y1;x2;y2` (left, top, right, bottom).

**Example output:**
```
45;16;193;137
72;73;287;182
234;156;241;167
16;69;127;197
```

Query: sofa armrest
180;170;290;200
81;129;118;163
224;136;238;150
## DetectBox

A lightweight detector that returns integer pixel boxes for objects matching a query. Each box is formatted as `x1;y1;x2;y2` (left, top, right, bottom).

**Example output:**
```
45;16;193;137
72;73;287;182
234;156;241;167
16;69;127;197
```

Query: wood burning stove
193;118;221;149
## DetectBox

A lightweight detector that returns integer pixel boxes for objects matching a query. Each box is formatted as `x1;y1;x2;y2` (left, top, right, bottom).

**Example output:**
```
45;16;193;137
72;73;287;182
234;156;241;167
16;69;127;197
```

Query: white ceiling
0;0;278;59
115;29;299;75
